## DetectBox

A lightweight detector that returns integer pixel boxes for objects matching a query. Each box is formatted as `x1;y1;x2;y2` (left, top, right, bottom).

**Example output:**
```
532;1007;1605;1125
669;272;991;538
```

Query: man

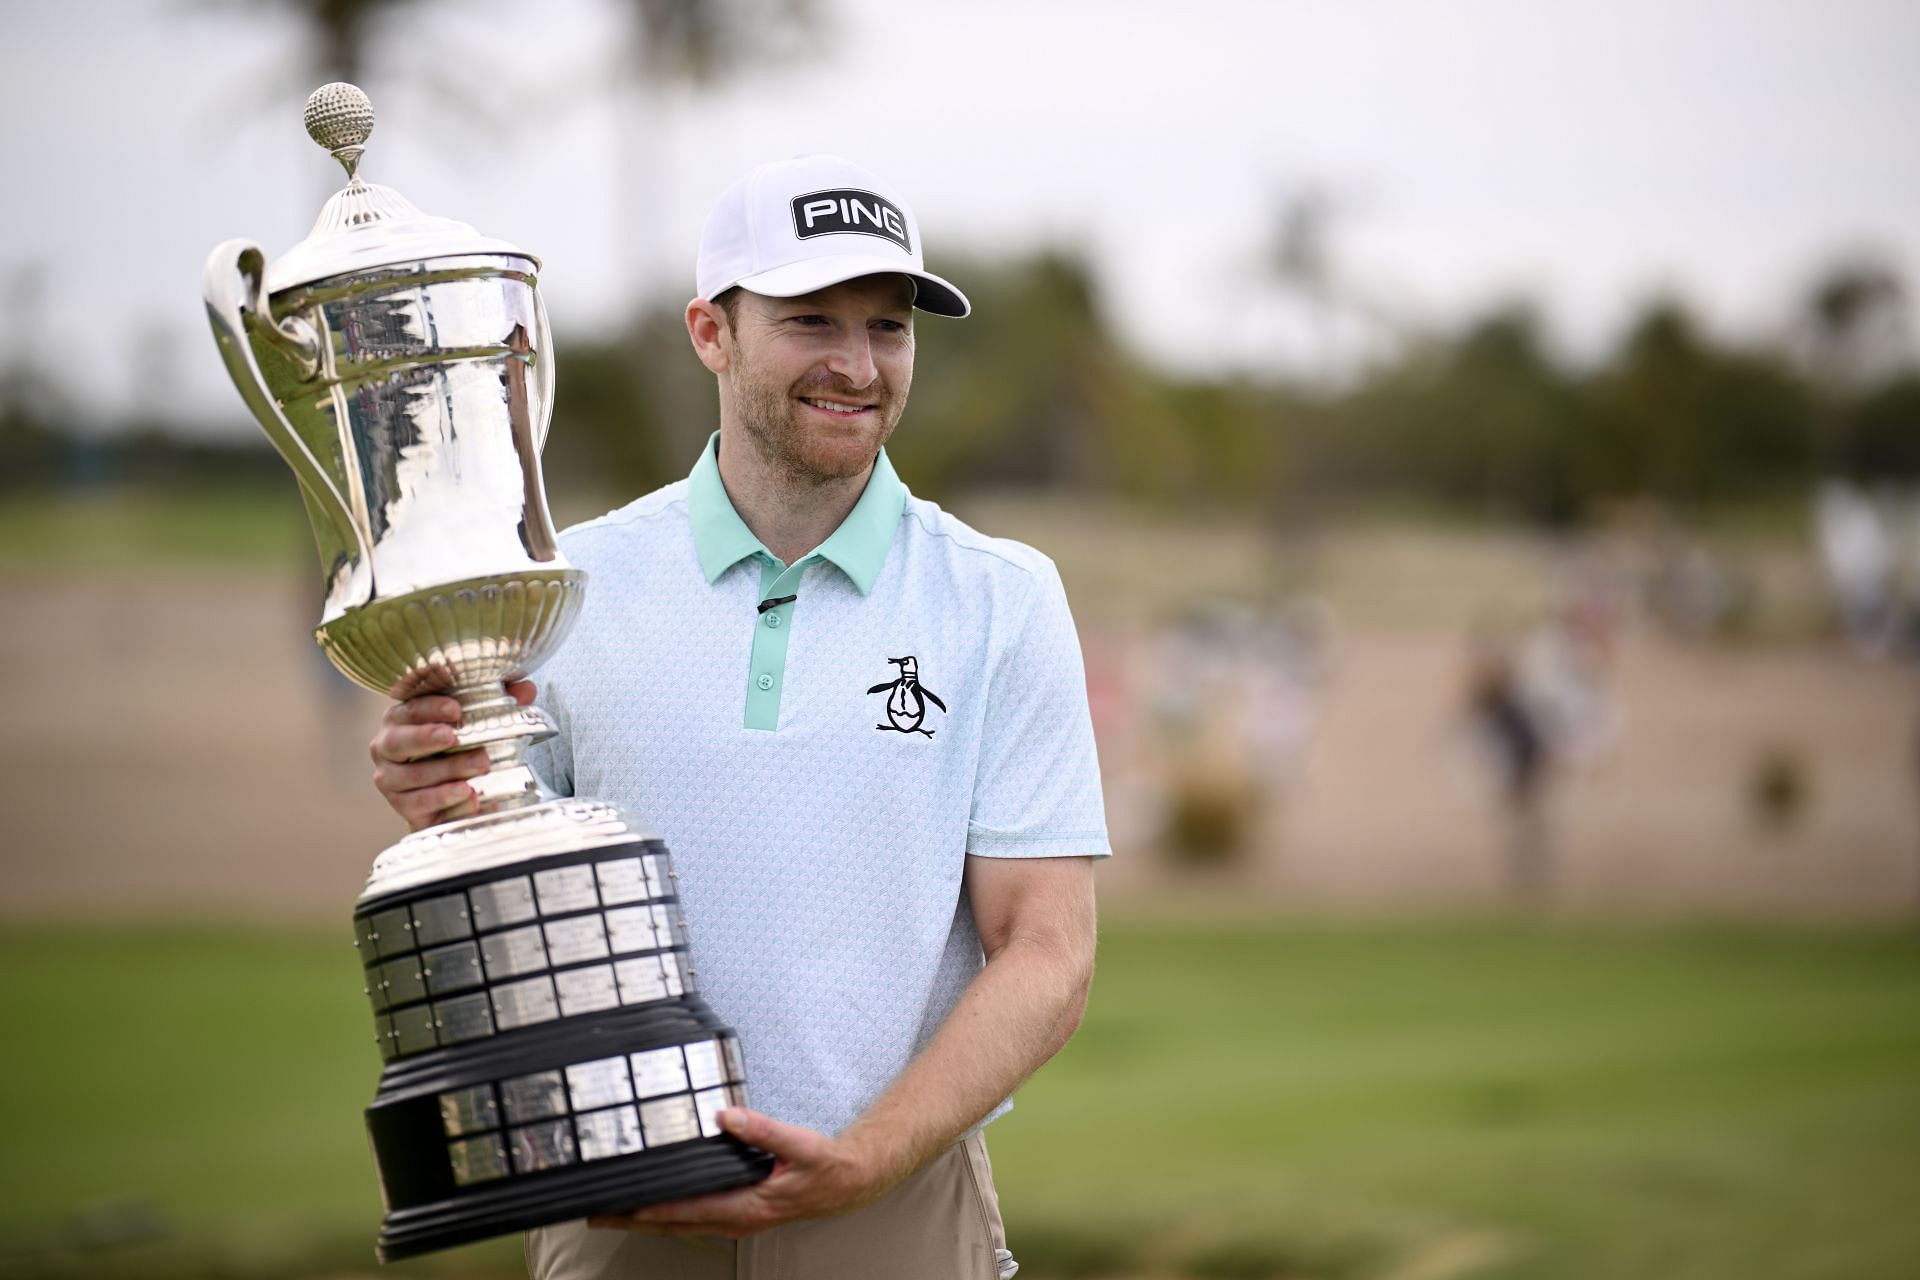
369;155;1110;1279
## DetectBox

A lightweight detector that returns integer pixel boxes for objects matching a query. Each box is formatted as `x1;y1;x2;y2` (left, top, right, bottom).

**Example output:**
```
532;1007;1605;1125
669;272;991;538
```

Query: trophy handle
203;239;370;573
531;284;556;452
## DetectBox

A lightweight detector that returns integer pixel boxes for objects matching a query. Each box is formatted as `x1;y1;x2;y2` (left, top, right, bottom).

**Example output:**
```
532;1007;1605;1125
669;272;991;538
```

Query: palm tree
601;0;826;299
200;0;433;93
1800;261;1908;468
1266;184;1412;393
220;0;825;287
619;0;821;87
242;0;537;143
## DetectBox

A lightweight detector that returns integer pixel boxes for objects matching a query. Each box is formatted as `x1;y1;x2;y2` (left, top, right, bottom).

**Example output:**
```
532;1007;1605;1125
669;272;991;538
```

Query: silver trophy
203;83;770;1261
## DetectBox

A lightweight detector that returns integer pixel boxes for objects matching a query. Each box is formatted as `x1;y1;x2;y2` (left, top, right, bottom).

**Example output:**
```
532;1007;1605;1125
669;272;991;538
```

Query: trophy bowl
203;83;771;1260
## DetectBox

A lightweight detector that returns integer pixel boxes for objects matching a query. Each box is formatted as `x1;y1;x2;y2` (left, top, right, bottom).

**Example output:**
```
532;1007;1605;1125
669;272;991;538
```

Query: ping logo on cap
790;189;911;253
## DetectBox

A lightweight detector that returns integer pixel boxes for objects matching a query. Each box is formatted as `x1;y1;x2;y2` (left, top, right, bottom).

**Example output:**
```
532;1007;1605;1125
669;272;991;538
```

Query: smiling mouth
798;397;876;418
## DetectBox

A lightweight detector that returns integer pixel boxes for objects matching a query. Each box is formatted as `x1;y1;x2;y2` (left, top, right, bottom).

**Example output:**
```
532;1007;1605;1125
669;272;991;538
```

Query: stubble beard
732;365;905;488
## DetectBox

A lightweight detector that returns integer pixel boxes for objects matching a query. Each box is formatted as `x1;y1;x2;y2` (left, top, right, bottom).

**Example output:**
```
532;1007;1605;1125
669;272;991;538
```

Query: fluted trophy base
317;569;588;703
356;801;773;1261
318;569;590;811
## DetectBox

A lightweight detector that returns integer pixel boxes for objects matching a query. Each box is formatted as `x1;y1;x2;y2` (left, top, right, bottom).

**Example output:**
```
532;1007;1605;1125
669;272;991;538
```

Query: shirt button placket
744;557;803;731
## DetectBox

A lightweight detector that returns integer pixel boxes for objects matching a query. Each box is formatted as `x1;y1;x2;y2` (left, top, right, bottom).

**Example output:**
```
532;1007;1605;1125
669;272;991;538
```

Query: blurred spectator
1894;489;1920;663
1646;538;1747;641
1524;562;1625;766
1246;596;1335;788
1462;557;1628;900
1815;479;1898;657
1464;626;1553;899
1747;743;1812;834
1136;597;1333;868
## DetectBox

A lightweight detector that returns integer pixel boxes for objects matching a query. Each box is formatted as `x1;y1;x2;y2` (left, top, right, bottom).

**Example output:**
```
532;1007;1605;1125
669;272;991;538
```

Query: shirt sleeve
966;558;1112;859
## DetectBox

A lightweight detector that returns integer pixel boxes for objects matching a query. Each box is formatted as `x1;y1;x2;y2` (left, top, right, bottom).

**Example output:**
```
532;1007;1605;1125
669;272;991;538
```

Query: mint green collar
686;432;906;594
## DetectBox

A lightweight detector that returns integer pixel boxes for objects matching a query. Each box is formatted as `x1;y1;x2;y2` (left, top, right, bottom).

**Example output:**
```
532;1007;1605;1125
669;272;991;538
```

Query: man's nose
823;329;879;388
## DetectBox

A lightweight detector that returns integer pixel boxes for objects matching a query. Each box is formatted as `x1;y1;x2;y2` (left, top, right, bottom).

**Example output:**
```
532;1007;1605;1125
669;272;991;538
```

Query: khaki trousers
525;1134;1010;1280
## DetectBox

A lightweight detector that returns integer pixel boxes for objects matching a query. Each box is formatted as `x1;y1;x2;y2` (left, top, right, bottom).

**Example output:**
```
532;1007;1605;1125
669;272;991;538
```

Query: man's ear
686;298;730;374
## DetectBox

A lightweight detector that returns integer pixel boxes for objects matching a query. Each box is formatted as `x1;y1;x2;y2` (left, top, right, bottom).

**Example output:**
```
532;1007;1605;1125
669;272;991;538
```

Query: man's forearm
592;858;1099;1236
838;913;1094;1189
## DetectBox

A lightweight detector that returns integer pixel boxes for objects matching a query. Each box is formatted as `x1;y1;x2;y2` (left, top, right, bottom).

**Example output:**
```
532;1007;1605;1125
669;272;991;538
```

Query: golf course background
4;486;1919;1278
10;1;1920;1271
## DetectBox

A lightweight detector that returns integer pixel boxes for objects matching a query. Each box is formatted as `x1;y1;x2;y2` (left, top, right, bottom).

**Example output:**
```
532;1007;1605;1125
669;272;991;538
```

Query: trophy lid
266;83;538;294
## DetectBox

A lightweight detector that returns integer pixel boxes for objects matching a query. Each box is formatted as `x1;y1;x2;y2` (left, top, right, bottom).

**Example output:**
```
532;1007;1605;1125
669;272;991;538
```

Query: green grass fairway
1;919;1916;1279
0;490;308;569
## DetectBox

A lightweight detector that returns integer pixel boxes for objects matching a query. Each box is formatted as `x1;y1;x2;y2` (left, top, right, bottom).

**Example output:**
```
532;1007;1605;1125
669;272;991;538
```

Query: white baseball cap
696;155;971;318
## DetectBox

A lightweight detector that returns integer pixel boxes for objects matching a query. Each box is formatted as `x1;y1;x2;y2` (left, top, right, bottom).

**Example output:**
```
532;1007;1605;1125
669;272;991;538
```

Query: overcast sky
4;0;1917;435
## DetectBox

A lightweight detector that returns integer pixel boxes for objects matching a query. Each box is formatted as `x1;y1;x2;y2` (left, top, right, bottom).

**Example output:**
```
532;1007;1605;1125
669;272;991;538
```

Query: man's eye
790;314;830;326
874;319;908;333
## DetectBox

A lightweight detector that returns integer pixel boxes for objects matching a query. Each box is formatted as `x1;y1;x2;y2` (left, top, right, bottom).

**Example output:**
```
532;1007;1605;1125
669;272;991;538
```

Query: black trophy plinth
354;838;773;1261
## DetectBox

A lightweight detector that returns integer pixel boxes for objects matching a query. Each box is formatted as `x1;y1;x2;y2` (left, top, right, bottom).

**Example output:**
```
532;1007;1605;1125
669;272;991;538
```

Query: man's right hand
369;680;537;831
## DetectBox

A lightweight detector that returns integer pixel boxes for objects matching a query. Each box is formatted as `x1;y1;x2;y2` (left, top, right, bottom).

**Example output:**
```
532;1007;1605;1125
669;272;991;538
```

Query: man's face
721;274;916;484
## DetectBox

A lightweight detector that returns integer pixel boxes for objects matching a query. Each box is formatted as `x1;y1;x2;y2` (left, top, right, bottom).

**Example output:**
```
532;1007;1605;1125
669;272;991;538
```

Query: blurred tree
1118;379;1279;510
541;309;709;502
1585;302;1715;500
543;253;1141;505
1799;260;1910;468
553;252;1287;511
540;1;831;475
1270;189;1339;385
1585;300;1811;508
267;0;422;83
0;385;63;494
615;0;820;86
206;0;441;94
0;264;69;491
1849;373;1920;480
1804;262;1908;387
603;0;825;306
554;251;1292;512
1265;186;1404;390
208;0;531;174
1335;306;1583;524
890;253;1130;500
200;6;1903;530
1267;182;1405;387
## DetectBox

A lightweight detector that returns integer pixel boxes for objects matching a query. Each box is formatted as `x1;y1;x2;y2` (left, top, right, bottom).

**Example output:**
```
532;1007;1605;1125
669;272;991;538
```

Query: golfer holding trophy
207;83;1107;1278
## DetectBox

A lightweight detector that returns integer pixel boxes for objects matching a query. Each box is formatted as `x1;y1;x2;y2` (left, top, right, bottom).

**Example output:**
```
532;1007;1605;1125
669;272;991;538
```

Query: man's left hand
586;1108;890;1239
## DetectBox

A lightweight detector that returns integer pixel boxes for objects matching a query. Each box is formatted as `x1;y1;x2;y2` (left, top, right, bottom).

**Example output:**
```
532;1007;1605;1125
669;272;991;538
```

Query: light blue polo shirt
524;435;1110;1138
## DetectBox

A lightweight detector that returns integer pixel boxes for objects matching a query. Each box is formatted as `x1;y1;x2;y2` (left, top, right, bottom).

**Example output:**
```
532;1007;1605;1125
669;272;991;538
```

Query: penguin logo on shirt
866;656;947;737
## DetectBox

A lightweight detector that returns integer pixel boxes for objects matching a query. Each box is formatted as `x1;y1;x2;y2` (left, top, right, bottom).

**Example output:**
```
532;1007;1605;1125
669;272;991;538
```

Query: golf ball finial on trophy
202;83;771;1262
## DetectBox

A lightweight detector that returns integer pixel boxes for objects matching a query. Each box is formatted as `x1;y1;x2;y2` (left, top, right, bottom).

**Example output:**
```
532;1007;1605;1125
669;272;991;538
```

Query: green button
765;613;782;629
756;673;774;691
